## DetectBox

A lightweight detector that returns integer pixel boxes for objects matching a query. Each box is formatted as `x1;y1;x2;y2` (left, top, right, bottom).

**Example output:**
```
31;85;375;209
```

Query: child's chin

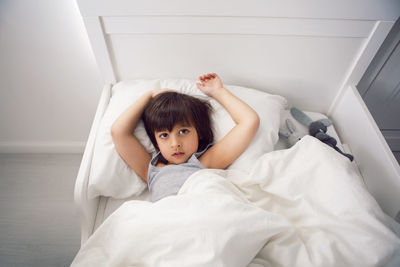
169;156;188;164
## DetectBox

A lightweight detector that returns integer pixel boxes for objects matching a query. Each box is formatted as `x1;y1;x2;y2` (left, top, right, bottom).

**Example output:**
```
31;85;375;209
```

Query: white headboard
77;0;398;114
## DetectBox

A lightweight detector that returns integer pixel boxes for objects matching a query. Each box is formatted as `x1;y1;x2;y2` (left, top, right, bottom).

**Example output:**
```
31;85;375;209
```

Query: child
111;73;259;201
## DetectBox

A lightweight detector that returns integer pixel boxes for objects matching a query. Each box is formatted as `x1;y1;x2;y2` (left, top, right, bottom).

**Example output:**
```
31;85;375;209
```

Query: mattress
92;109;358;232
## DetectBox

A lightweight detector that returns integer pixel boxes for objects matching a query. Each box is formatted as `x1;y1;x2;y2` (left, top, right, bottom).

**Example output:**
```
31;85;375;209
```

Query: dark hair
142;92;214;152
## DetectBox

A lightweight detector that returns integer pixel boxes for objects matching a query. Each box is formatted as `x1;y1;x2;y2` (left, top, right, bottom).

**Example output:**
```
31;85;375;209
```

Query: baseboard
0;141;86;154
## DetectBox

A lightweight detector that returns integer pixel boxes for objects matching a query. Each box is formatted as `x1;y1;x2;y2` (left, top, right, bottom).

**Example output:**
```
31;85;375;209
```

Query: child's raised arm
111;89;169;182
197;73;260;169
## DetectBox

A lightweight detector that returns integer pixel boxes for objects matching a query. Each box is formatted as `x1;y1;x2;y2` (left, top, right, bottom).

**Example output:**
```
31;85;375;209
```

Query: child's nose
170;135;181;148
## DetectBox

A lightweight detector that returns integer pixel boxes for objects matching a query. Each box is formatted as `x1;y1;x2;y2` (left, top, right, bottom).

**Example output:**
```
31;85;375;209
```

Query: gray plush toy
290;107;354;161
279;118;305;147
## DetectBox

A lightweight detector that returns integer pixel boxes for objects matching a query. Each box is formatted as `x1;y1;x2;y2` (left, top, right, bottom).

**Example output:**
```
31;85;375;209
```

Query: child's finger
199;73;217;81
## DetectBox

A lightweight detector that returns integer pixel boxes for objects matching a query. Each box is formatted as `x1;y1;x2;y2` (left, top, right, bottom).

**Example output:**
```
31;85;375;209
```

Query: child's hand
196;73;224;97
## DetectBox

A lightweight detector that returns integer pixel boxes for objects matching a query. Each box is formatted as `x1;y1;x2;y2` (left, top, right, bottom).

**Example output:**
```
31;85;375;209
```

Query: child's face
155;123;199;165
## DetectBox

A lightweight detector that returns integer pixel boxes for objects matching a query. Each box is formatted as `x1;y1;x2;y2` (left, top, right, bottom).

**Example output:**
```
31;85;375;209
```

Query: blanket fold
72;136;400;267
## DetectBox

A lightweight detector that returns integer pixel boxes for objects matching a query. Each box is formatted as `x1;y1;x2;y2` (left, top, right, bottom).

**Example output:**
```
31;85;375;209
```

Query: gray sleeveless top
147;145;211;202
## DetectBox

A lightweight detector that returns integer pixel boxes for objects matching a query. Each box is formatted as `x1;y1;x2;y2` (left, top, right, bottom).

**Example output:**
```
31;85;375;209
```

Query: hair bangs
152;104;194;133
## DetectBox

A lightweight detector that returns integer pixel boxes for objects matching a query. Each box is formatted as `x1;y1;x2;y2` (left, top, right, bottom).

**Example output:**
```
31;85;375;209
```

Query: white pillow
88;79;287;199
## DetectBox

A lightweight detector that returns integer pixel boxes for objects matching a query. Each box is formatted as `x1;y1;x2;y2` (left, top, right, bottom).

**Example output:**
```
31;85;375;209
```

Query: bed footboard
74;84;111;246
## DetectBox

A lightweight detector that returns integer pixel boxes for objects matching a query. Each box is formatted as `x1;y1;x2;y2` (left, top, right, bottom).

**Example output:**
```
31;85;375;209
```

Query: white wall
0;0;103;153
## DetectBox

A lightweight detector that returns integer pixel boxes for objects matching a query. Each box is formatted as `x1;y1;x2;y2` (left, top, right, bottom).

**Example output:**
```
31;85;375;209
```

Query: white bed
88;80;349;233
73;1;400;266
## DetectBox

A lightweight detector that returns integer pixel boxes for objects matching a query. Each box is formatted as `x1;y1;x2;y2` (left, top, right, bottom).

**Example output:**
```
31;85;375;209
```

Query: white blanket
72;136;400;267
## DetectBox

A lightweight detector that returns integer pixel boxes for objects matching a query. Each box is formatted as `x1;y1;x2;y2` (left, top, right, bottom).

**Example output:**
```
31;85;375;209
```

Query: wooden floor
0;153;82;267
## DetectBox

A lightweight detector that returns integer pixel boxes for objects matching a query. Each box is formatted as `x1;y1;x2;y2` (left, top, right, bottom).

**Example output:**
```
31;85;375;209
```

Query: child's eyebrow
154;129;169;133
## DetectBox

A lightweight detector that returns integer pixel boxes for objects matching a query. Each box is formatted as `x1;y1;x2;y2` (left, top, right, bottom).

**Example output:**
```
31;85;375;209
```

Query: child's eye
179;129;189;135
159;133;168;139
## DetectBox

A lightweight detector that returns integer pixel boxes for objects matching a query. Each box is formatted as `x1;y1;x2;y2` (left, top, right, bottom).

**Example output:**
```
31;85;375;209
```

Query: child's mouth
172;152;185;157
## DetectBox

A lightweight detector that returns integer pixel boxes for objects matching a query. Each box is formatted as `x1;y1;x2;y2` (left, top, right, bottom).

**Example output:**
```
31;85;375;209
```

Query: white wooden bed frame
74;0;400;245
